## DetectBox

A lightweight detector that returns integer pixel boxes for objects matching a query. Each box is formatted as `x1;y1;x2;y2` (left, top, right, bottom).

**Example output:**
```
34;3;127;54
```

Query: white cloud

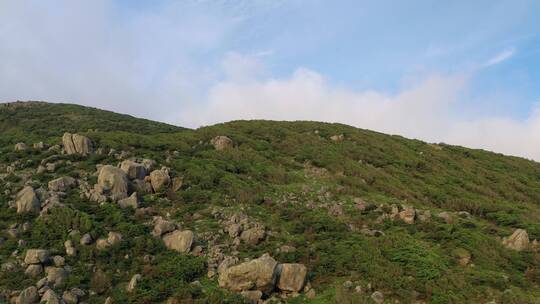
484;48;516;67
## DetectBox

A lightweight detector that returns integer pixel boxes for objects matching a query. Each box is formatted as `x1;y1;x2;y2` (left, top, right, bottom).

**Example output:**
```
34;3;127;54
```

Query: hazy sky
2;1;540;160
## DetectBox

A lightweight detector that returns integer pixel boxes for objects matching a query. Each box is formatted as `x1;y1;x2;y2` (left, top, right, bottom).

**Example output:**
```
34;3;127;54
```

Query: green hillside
1;102;540;304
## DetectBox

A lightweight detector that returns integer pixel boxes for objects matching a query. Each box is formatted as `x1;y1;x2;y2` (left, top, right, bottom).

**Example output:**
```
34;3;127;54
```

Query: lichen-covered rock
48;176;77;192
211;136;233;150
97;165;129;200
16;186;40;214
62;132;94;155
162;230;193;253
502;229;530;251
149;169;170;192
276;263;307;292
24;249;50;264
120;160;147;180
218;253;278;294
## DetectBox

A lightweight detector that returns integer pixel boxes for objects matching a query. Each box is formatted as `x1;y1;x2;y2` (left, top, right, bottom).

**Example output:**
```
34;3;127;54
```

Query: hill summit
2;102;540;303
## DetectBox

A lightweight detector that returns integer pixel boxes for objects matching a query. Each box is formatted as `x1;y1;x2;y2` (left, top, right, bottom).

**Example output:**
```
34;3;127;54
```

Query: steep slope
1;102;540;304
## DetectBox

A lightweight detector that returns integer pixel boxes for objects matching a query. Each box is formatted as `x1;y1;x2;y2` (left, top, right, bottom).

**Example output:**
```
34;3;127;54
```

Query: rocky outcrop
149;168;170;192
211;136;233;150
276;263;307;292
120;160;147;180
97;165;129;200
502;229;530;251
48;176;77;192
16;186;40;214
218;253;278;294
162;230;194;253
62;132;94;155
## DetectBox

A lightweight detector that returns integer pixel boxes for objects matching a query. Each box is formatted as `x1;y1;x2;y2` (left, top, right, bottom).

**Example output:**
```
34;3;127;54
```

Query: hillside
2;102;540;304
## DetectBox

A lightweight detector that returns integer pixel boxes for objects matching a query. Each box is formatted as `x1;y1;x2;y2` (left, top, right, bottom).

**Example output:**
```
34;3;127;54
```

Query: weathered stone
120;160;147;180
171;177;183;192
218;253;278;294
502;229;530;251
53;256;65;267
218;256;239;274
399;205;415;224
240;290;262;304
24;249;49;264
14;142;28;151
277;263;307;292
96;232;122;250
371;291;384;304
62;290;78;304
65;240;76;256
149;169;170;192
62;132;94;155
152;218;176;237
118;192;139;209
126;274;141;293
97;165;129;200
162;230;193;253
41;289;61;304
48;176;77;192
25;264;43;277
211;136;233;150
330;134;344;142
452;248;471;266
46;267;68;288
16;186;40;214
17;286;39;304
227;223;242;238
240;227;266;245
437;211;453;224
80;233;93;245
33;142;45;150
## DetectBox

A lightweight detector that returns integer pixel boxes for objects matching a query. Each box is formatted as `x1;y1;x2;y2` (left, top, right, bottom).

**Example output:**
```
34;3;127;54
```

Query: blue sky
1;0;540;159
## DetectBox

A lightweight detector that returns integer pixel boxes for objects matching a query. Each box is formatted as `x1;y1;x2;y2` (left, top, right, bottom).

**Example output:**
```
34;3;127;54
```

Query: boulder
218;253;278;294
62;132;94;155
162;230;194;253
152;218;176;237
46;266;68;287
502;229;530;251
65;240;76;256
149;169;170;192
211;136;233;150
97;165;129;200
14;142;28;151
80;233;93;245
120;160;147;180
330;134;344;142
240;290;262;304
24;249;50;264
41;289;61;304
118;192;139;209
437;211;453;224
96;232;122;250
399;205;415;224
48;176;77;192
16;186;40;214
62;291;77;304
240;227;266;245
276;263;307;292
24;264;43;277
17;286;39;304
33;142;45;150
371;291;384;304
126;274;141;292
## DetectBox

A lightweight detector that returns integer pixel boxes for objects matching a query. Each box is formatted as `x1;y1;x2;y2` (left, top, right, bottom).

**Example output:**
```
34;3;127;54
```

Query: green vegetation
2;102;540;303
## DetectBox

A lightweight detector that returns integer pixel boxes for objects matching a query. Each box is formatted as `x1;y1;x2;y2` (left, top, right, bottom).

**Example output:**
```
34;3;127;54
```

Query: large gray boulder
48;176;77;192
120;160;147;180
118;192;139;209
46;266;68;288
62;132;94;155
218;253;278;294
41;289;61;304
16;186;40;214
97;165;129;200
276;263;307;292
162;230;194;253
149;169;170;192
152;218;176;237
24;249;50;264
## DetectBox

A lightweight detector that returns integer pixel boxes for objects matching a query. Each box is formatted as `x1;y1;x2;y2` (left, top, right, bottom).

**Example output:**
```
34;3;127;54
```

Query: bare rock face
16;186;40;214
48;176;77;192
211;136;233;150
502;229;530;251
276;263;307;292
218;253;278;294
149;169;170;192
97;165;129;200
162;230;194;253
62;132;94;155
24;249;50;264
17;286;39;304
399;205;416;224
120;160;147;180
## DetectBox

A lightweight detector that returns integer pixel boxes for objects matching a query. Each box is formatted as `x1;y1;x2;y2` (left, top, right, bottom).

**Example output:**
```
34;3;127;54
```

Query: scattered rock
277;263;307;292
97;165;129;200
240;227;266;245
502;229;530;251
120;160;147;180
127;274;141;293
24;249;50;264
17;286;39;304
218;253;278;294
330;134;344;142
16;186;40;214
25;264;43;277
118;192;139;209
62;132;94;155
437;211;453;224
399;205;416;224
371;291;384;304
211;136;233;150
65;240;77;256
48;176;77;192
149;169;170;192
41;289;61;304
46;266;68;287
80;233;93;245
152;218;176;237
162;230;194;253
14;142;28;151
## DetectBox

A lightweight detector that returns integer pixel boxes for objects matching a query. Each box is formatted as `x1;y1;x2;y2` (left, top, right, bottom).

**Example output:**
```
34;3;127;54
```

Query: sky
1;1;540;160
